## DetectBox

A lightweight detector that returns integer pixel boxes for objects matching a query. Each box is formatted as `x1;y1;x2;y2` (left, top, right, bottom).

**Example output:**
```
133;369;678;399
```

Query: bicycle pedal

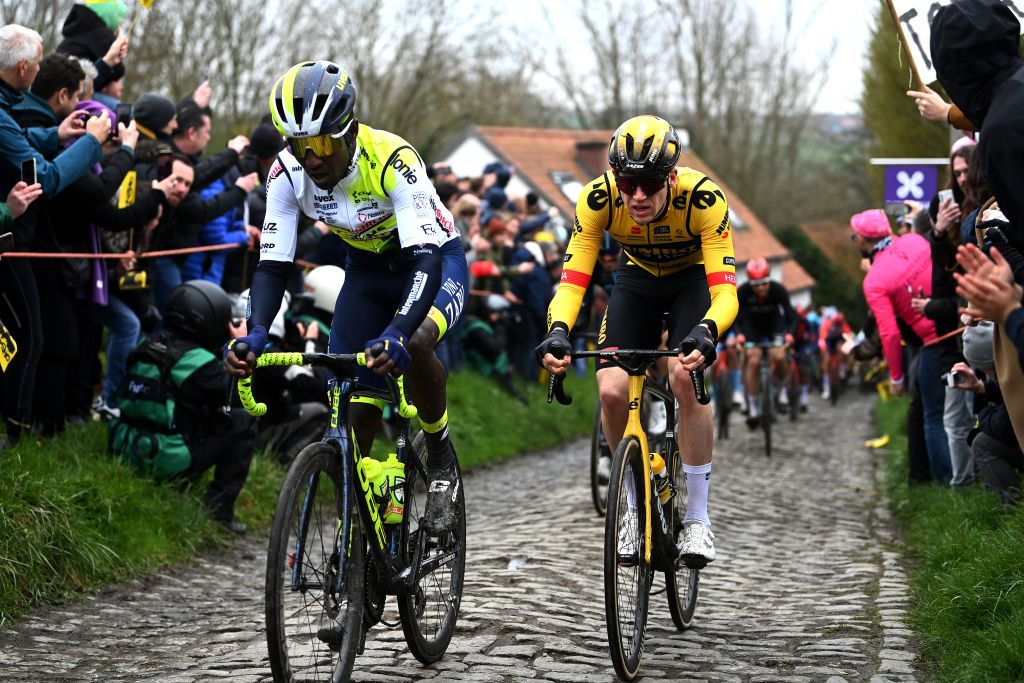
678;554;709;570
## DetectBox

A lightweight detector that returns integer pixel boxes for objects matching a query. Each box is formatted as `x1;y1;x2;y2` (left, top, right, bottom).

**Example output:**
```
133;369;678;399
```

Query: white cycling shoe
677;521;715;568
597;455;611;484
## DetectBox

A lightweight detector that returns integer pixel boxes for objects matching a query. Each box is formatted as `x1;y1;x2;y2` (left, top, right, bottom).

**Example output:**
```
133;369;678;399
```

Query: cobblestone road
0;392;920;682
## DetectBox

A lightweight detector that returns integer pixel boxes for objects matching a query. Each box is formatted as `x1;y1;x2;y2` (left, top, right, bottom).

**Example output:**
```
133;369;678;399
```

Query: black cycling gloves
534;325;570;366
682;322;717;367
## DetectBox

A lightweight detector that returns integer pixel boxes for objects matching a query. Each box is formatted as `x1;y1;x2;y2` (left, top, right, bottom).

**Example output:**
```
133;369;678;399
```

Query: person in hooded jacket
55;0;129;95
931;0;1024;271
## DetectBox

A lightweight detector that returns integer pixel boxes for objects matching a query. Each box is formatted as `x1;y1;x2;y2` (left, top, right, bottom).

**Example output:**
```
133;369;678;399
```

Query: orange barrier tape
924;325;968;347
2;243;243;260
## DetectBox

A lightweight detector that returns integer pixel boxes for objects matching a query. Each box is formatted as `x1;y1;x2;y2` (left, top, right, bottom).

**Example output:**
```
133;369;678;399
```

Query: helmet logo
336;73;349;91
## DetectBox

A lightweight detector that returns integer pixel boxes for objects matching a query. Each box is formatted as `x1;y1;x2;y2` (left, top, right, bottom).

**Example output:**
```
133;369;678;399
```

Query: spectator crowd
0;4;603;528
855;0;1024;507
2;0;1024;527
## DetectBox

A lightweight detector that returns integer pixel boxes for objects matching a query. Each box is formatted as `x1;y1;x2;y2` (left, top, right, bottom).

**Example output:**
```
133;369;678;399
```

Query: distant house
440;125;815;306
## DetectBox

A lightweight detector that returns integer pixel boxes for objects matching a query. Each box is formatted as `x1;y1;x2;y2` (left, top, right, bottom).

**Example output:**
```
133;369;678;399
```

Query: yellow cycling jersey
547;167;739;335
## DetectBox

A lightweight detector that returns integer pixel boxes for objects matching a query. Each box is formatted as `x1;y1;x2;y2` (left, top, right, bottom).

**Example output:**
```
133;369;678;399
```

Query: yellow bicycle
548;341;708;681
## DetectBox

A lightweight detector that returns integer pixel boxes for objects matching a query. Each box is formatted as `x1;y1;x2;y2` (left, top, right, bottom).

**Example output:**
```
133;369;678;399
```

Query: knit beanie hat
84;0;128;32
134;93;177;132
249;122;286;159
962;321;995;370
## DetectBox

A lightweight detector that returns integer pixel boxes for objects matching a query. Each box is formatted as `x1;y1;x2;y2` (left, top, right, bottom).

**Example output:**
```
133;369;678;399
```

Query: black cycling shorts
595;262;710;370
328;239;468;388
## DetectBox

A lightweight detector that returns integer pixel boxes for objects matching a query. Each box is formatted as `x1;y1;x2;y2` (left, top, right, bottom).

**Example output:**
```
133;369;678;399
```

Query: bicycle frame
237;351;452;598
549;347;707;568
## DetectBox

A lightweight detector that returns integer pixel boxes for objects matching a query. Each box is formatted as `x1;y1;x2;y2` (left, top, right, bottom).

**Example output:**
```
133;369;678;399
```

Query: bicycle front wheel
665;446;699;630
760;368;773;458
604;435;651;681
590;402;609;516
266;442;365;683
399;433;466;663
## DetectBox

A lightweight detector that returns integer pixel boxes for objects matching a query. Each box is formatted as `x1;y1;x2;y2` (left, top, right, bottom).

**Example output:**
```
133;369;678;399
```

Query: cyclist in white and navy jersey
224;61;467;534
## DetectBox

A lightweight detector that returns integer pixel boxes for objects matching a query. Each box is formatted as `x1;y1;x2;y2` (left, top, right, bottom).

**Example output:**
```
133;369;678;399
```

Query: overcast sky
751;0;876;114
517;0;876;116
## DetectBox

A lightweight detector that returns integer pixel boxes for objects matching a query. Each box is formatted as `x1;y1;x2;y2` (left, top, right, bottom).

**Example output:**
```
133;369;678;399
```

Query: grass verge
878;396;1024;682
0;369;595;623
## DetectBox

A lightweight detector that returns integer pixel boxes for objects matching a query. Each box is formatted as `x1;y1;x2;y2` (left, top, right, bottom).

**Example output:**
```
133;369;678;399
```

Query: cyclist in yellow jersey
536;115;738;566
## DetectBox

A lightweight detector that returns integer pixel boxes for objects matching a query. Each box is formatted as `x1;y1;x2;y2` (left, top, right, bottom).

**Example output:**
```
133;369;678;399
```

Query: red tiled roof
470;125;814;292
799;221;865;285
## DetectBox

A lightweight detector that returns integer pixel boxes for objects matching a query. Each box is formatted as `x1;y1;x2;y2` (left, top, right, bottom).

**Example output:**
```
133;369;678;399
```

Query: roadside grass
0;369;595;623
878;396;1024;682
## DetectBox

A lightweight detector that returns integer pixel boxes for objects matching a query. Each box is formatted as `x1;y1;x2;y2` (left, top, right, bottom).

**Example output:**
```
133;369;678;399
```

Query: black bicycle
234;343;466;683
548;344;707;681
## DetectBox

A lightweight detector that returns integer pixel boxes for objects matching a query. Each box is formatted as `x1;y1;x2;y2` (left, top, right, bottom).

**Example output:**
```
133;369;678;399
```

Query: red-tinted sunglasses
615;174;666;197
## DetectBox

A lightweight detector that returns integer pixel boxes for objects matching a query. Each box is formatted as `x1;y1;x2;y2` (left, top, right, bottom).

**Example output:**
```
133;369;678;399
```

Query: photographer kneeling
107;280;256;533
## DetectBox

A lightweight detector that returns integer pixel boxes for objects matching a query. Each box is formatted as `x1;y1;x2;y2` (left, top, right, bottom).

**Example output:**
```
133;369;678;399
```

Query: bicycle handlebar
231;342;418;419
545;346;710;406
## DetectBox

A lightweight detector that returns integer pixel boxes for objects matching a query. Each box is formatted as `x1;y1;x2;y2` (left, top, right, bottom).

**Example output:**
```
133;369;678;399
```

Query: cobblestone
0;393;920;680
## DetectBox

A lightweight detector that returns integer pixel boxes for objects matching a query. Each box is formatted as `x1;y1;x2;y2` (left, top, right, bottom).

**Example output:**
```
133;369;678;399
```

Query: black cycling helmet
164;280;234;350
608;115;681;178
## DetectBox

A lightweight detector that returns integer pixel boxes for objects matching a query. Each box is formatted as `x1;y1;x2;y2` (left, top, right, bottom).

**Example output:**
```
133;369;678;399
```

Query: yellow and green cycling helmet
269;61;357;139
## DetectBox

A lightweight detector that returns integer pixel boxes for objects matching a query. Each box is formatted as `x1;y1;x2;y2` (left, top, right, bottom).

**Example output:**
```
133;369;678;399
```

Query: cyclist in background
223;61;468;535
819;308;853;401
791;304;818;412
734;257;797;427
536;115;738;567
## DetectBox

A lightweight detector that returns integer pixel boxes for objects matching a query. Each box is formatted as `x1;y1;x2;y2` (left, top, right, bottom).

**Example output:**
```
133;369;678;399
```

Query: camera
115;101;133;128
237;150;262;178
884;201;911;218
941;371;962;388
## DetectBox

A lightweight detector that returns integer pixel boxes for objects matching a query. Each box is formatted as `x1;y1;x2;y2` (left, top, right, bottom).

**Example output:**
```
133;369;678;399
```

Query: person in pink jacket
852;209;951;483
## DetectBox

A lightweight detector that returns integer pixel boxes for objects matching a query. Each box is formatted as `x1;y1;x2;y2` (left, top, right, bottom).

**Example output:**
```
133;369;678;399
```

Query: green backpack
108;337;216;481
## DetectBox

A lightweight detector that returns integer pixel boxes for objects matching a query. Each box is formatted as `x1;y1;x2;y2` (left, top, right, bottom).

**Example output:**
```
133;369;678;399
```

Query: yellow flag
118;170;137;208
0;317;17;372
139;0;155;8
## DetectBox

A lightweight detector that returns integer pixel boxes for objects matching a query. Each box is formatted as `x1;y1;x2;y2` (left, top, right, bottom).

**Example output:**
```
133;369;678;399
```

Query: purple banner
883;165;938;204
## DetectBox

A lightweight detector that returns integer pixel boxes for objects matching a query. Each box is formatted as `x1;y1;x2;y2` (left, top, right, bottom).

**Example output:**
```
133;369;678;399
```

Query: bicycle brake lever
547;372;573;406
679;339;711;406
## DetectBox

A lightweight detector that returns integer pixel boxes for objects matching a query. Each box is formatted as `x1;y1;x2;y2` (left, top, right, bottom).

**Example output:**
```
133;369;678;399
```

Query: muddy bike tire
265;442;364;683
604;435;651;681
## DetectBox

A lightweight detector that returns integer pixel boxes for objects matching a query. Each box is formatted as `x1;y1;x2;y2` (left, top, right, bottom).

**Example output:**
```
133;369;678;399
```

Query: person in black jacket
34;100;178;432
950;323;1022;507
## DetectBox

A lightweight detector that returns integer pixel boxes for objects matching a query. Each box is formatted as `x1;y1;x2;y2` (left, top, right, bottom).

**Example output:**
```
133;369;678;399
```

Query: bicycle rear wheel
590;402;610;516
266;442;364;683
665;447;699;630
399;433;466;663
712;371;730;441
604;435;651;681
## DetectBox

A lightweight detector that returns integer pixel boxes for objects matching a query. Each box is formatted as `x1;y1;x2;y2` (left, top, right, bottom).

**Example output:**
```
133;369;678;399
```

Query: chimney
575;140;608;178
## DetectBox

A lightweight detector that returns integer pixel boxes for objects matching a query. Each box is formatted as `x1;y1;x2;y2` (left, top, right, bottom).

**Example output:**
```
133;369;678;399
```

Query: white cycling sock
682;462;712;529
748;395;759;417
